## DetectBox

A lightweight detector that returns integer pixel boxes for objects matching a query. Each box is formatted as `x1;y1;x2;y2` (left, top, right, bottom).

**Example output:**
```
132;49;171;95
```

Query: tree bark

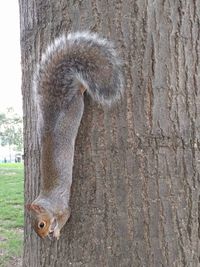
19;0;200;266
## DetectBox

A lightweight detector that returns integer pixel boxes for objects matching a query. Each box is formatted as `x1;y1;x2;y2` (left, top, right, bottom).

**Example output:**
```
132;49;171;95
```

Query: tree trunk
19;0;200;266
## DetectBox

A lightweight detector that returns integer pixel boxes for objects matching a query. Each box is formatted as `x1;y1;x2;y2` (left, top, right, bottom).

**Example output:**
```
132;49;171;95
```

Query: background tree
0;108;23;152
0;113;6;126
19;0;200;266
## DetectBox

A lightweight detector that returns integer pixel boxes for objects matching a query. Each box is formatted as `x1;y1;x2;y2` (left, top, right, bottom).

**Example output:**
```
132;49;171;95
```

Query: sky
0;2;22;115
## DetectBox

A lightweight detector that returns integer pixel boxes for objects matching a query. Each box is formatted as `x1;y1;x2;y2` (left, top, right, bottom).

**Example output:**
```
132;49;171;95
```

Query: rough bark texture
19;0;200;266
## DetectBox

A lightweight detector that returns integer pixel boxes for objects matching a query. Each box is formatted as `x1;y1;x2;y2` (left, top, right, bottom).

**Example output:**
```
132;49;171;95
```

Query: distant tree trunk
19;0;200;266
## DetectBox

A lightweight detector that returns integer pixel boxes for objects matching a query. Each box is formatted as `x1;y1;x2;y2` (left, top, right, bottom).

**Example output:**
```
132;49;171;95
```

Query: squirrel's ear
26;203;45;213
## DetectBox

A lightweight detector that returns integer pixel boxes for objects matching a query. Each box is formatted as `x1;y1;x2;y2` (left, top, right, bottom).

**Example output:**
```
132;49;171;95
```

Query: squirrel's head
26;203;70;240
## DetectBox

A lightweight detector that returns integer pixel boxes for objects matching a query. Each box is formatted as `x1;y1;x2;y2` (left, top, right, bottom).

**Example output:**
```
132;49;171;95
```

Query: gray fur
30;31;124;239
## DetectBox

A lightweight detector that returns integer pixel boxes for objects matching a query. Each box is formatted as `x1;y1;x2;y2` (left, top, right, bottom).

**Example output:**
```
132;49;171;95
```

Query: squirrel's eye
38;221;46;229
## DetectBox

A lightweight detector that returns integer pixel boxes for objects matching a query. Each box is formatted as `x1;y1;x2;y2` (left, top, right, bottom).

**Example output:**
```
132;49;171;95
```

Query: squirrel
26;31;124;240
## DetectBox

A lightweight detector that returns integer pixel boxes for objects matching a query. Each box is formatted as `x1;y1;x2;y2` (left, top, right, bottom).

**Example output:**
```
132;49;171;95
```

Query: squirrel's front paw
53;229;60;240
48;229;60;240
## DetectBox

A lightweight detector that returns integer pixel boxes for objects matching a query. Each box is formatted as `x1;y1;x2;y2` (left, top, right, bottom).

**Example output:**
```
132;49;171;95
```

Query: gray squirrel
26;31;124;240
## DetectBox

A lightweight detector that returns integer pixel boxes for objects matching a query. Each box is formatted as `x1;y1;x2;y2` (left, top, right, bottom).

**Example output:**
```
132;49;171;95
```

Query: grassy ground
0;163;24;267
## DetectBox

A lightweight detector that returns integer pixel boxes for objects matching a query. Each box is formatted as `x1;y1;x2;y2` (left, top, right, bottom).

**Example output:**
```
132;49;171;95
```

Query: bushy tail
34;31;124;106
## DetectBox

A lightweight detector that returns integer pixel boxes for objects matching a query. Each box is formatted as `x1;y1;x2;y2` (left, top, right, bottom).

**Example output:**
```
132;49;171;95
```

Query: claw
48;231;54;240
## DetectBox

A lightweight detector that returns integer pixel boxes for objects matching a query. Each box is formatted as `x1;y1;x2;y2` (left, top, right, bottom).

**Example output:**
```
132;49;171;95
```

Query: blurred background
0;1;23;163
0;2;24;267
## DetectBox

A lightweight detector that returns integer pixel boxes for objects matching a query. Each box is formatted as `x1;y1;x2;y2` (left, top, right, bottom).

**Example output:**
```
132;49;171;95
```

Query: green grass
0;163;24;266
